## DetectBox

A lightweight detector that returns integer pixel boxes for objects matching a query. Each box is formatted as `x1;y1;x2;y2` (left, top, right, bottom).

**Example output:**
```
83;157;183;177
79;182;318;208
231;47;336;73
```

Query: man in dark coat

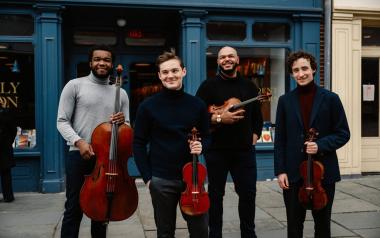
274;51;350;238
0;109;17;202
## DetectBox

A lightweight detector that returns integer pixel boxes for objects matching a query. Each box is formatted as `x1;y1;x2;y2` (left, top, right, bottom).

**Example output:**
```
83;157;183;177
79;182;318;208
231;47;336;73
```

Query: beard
91;68;112;79
219;63;238;75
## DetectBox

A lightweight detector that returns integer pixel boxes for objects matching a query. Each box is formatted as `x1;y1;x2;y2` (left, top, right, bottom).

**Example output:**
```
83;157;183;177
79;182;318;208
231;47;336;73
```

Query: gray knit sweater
57;72;130;151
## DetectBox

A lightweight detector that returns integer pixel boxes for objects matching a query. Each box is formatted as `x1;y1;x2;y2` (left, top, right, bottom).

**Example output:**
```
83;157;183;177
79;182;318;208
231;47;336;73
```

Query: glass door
361;47;380;172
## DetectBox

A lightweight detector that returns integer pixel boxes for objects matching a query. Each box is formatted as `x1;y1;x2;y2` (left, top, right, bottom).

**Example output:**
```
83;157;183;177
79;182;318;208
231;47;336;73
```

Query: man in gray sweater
57;45;129;238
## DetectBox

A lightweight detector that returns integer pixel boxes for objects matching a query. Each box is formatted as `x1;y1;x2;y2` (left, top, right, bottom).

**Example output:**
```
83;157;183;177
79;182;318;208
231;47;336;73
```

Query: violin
208;93;272;115
298;128;328;210
80;65;138;222
180;127;210;216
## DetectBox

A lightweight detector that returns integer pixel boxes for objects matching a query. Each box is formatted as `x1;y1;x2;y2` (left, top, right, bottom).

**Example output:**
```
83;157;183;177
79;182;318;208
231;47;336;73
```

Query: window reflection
0;42;35;148
206;47;287;142
362;27;380;46
0;15;34;36
73;31;117;46
207;21;246;41
253;22;290;42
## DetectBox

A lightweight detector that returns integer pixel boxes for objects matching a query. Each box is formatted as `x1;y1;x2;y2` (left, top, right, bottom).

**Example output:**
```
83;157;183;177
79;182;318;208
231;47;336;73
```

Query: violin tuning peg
116;65;123;74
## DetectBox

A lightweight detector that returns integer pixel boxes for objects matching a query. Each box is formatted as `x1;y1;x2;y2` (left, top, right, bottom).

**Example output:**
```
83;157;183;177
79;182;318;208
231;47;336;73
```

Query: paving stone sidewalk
0;175;379;238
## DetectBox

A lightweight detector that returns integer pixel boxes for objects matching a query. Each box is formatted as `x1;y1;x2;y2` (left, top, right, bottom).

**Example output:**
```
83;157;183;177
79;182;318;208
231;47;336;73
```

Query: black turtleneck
196;73;263;150
133;86;210;183
297;81;317;130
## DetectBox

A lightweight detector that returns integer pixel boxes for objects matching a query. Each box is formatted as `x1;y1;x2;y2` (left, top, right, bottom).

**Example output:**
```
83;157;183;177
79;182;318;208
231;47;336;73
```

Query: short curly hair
287;51;317;75
88;44;115;63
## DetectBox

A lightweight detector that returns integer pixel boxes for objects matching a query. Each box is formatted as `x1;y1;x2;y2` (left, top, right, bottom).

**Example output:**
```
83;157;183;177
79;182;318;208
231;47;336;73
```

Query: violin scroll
306;128;319;142
189;127;200;142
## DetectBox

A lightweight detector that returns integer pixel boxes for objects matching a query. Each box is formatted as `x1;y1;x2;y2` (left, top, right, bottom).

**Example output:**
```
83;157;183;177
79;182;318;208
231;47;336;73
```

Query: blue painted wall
1;0;322;191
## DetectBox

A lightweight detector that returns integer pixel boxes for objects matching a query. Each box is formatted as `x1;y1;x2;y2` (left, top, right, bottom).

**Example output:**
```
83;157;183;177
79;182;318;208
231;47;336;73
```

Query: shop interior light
116;18;127;27
12;59;20;73
0;44;8;49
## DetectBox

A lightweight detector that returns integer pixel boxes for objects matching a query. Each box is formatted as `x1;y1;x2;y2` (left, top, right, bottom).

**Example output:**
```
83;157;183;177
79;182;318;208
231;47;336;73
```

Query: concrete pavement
0;175;380;238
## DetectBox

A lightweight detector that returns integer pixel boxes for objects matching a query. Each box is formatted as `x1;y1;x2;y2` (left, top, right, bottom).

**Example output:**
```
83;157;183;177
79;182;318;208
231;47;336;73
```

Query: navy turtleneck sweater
297;81;317;130
133;87;210;183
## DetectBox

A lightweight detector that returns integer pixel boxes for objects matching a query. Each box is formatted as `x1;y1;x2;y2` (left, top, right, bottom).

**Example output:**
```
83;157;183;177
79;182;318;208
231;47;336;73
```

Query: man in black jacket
196;46;263;238
133;49;210;238
274;51;350;238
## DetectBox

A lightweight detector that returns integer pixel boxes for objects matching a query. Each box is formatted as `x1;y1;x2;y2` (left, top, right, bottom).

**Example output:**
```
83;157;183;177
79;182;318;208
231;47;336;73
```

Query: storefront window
206;47;287;143
0;14;34;36
253;22;290;42
207;21;246;41
0;42;36;148
362;27;380;46
361;58;379;137
129;62;162;124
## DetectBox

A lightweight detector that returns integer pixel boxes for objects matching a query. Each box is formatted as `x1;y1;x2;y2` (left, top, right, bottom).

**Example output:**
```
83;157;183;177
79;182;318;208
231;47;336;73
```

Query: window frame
0;10;39;156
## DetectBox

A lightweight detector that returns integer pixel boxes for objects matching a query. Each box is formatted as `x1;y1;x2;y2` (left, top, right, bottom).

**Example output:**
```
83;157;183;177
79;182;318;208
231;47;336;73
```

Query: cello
180;127;210;216
298;128;328;210
80;65;138;222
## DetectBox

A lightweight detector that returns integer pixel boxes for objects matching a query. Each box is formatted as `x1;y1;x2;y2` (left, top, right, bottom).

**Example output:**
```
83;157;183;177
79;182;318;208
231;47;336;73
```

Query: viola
180;127;210;216
208;93;272;115
80;65;138;222
298;128;328;210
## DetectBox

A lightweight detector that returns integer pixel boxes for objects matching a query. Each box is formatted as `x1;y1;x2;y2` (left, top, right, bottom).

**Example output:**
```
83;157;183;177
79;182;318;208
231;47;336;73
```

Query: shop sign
0;81;20;108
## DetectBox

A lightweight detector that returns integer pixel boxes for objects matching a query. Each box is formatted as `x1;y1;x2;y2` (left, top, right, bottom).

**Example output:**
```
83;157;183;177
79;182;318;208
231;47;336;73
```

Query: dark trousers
205;147;257;238
283;181;335;238
149;176;208;238
61;151;107;238
0;168;14;201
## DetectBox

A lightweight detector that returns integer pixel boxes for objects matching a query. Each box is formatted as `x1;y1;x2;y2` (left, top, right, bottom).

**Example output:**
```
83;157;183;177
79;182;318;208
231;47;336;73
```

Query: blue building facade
0;0;323;192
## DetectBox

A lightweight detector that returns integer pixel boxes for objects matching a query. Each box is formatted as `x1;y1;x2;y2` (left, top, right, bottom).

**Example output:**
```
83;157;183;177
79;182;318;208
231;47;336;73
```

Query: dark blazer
274;85;350;184
0;111;17;170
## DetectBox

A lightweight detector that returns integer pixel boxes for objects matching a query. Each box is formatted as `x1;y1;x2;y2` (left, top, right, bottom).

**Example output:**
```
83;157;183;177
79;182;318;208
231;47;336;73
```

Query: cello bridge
105;172;118;176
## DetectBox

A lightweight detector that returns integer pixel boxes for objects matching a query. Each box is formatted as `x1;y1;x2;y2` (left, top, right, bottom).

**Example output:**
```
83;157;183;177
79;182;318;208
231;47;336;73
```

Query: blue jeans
61;151;107;238
205;146;257;238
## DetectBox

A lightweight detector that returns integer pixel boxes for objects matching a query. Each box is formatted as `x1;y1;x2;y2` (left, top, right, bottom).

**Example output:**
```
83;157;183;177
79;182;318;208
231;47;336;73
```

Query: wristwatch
216;114;222;123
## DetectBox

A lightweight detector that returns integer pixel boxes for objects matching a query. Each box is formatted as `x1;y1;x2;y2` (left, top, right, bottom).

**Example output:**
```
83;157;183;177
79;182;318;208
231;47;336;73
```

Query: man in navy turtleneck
274;51;350;238
133;49;210;238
